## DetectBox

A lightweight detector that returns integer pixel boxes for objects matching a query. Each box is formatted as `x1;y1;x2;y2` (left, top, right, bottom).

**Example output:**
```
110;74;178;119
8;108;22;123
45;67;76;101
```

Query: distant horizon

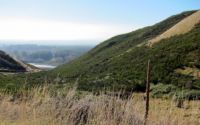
0;40;98;46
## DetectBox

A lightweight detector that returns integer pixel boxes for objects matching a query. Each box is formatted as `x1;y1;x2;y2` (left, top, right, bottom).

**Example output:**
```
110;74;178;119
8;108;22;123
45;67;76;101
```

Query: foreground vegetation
0;85;199;125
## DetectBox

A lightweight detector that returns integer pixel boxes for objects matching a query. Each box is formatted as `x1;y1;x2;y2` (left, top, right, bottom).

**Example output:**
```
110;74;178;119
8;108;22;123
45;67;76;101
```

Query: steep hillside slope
0;50;26;72
50;10;200;92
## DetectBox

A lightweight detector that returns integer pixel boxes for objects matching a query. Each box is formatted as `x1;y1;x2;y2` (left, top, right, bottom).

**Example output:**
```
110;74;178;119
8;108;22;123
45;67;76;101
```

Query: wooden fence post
144;59;151;125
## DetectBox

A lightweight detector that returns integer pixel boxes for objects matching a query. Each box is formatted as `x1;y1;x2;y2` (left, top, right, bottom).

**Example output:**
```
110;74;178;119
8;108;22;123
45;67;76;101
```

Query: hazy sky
0;0;199;45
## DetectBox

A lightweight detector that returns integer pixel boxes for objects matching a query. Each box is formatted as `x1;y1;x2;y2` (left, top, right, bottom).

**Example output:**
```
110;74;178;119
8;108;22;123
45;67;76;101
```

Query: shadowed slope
0;50;26;72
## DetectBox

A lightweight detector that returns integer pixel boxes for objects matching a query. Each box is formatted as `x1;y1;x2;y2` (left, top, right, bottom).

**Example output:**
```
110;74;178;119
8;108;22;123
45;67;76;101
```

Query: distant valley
0;44;93;68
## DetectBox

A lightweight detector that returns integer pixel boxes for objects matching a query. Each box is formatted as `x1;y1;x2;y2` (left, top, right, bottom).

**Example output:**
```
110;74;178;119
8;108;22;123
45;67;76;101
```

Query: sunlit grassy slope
148;10;200;46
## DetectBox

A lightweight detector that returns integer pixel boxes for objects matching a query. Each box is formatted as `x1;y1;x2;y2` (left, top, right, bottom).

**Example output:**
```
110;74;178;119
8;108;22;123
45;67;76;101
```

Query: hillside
0;50;26;72
0;49;40;73
48;10;200;96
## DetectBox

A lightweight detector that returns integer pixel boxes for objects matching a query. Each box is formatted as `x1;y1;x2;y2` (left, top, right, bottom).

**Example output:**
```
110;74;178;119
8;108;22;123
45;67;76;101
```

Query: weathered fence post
144;59;151;125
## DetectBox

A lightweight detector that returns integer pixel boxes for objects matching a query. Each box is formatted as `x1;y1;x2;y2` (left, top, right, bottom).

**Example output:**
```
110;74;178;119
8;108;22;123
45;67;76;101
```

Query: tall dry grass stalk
0;85;199;125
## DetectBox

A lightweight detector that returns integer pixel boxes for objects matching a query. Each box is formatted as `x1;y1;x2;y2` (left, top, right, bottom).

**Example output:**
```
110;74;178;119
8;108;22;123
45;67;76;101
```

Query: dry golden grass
0;86;199;125
147;10;200;47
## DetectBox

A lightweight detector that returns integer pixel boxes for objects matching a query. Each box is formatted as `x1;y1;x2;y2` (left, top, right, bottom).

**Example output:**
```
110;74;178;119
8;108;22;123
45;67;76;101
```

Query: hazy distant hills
50;10;200;94
0;45;92;66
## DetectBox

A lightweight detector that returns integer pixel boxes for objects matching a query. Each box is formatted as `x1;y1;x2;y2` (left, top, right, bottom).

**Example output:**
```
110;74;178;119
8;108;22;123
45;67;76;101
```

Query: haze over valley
0;43;93;68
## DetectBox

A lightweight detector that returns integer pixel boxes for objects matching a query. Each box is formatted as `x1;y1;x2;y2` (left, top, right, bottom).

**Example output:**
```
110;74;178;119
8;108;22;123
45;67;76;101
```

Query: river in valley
29;63;56;70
